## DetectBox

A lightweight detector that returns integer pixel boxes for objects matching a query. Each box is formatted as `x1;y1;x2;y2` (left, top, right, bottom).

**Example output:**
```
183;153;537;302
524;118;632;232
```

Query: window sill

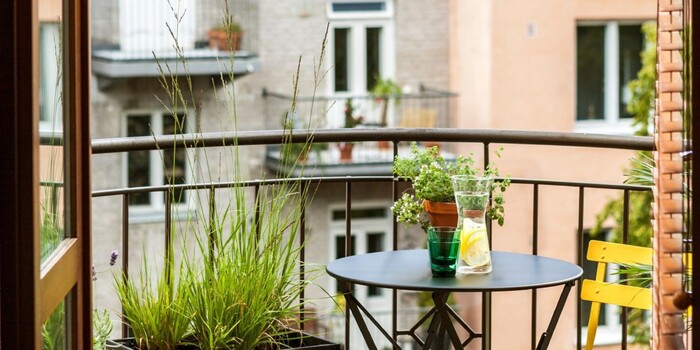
574;119;636;136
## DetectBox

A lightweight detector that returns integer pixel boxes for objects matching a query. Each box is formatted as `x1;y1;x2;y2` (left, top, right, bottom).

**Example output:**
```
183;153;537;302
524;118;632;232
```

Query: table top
326;250;583;292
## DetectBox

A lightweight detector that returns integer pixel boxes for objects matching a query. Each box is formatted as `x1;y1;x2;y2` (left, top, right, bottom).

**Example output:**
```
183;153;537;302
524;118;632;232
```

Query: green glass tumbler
427;226;460;277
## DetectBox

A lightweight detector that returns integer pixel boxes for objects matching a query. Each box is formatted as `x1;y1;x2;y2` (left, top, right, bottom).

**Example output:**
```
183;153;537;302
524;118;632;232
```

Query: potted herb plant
207;17;243;51
391;143;510;231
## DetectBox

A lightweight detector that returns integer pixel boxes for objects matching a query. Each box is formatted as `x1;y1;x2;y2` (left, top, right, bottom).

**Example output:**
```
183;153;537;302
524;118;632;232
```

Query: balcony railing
262;85;457;130
90;129;661;349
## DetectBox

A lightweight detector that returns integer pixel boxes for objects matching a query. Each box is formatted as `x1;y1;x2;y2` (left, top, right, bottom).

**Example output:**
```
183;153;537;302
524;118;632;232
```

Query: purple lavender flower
109;250;119;266
92;265;97;281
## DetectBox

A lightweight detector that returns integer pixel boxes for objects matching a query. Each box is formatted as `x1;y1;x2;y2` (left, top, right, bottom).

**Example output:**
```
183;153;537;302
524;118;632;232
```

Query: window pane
162;113;187;204
332;2;386;12
39;23;62;127
618;25;643;119
334;28;349;92
335;235;356;293
42;300;66;350
577;26;605;121
332;207;387;221
366;27;382;91
39;20;65;263
127;115;151;205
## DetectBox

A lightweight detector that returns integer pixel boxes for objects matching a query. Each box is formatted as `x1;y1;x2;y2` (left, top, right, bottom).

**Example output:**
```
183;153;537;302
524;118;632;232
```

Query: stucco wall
449;0;656;348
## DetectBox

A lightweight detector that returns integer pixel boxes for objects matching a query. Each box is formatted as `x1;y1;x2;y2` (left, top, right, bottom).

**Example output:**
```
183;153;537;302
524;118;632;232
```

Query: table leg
432;292;463;349
338;281;379;350
339;281;406;349
535;281;575;350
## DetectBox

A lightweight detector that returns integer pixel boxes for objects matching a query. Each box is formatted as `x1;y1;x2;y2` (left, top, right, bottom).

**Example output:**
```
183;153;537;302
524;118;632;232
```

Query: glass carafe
451;175;493;274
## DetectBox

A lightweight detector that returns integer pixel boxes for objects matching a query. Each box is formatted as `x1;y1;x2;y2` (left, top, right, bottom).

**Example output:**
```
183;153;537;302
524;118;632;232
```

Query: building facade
87;0;655;348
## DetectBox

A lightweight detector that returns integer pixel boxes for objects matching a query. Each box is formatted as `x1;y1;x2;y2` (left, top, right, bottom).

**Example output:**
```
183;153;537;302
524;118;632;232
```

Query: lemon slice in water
460;227;486;259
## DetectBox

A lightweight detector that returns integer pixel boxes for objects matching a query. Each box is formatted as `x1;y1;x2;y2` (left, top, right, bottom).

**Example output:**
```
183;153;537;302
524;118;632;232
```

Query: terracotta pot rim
423;199;456;213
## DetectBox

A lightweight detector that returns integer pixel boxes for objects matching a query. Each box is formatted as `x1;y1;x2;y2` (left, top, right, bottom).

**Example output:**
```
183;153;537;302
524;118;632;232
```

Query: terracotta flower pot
207;29;243;51
339;143;354;162
423;200;458;227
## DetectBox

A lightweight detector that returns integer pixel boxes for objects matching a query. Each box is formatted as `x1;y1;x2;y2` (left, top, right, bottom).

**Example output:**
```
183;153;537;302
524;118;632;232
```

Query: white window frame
575;21;648;135
328;202;392;308
326;10;395;127
326;0;394;20
123;110;193;222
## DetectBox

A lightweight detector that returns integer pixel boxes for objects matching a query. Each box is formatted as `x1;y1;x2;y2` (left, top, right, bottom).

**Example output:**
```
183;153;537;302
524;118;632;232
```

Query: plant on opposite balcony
207;16;243;51
370;76;400;128
391;143;510;231
337;99;364;161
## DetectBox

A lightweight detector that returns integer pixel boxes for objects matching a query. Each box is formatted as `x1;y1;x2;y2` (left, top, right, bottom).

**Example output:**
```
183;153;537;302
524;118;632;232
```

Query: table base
338;281;574;350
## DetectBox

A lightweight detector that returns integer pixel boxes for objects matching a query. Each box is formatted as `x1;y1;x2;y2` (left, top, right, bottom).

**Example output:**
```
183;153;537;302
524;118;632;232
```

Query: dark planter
107;330;341;350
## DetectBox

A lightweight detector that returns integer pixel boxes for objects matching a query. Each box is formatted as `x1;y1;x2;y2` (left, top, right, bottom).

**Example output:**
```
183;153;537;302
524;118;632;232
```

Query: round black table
326;250;583;350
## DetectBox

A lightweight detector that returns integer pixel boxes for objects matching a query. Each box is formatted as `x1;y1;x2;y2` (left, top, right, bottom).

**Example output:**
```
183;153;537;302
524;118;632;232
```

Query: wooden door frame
0;0;92;348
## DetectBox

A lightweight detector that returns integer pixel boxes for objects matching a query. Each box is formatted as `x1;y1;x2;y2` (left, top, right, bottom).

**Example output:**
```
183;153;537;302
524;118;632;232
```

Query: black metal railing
90;129;656;349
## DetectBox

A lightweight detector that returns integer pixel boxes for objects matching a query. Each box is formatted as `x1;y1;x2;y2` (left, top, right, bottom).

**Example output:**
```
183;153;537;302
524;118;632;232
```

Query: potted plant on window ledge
391;143;510;231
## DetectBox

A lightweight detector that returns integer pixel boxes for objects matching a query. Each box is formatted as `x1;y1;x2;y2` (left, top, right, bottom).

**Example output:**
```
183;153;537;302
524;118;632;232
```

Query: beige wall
39;0;61;21
449;0;655;348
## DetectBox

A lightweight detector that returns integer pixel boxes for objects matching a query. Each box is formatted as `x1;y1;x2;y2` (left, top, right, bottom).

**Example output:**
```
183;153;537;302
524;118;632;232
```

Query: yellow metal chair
581;240;653;350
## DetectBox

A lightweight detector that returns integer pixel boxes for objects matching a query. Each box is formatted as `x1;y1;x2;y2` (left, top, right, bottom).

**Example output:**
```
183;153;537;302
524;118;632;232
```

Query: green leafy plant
113;255;192;349
42;302;65;350
93;309;114;350
370;76;401;127
391;143;510;230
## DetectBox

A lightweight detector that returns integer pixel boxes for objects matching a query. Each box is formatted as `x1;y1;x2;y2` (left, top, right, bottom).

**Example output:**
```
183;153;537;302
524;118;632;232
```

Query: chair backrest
398;108;437;128
580;240;652;350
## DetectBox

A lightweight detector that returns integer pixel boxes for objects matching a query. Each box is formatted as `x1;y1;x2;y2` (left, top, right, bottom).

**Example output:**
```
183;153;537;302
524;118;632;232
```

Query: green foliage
42;303;65;350
183;181;314;349
370;76;401;126
391;143;510;229
627;22;657;137
92;309;113;350
370;76;401;100
113;256;192;349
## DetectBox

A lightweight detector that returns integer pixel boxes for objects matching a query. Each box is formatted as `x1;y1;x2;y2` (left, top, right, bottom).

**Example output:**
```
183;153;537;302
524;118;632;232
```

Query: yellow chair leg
585;301;601;350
